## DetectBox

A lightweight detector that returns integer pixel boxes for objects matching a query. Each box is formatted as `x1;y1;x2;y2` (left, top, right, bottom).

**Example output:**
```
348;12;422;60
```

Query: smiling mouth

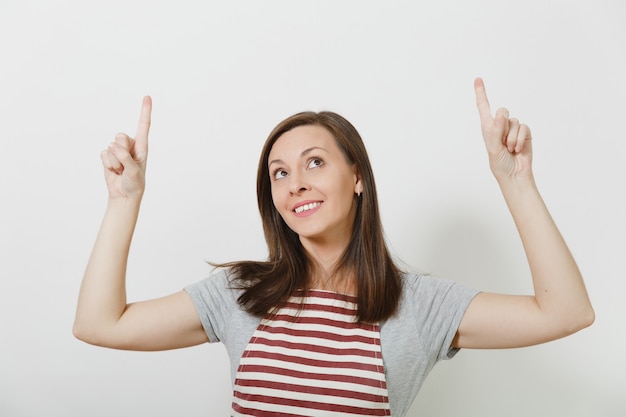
294;202;322;214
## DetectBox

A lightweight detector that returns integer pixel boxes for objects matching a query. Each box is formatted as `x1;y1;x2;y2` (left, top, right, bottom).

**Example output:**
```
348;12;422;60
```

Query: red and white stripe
232;290;390;417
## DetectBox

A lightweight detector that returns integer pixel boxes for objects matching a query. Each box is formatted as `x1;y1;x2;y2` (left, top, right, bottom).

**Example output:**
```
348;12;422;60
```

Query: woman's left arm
454;78;594;349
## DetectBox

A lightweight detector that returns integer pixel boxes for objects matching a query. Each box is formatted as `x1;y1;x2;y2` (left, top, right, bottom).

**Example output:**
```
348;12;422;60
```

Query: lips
292;201;323;217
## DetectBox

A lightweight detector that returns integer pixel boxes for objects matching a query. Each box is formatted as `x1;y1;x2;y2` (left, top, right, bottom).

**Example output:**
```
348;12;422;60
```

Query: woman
73;78;594;417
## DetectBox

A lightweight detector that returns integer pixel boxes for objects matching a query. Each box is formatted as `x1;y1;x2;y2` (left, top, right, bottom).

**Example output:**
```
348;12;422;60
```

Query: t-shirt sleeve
183;269;238;343
410;274;480;361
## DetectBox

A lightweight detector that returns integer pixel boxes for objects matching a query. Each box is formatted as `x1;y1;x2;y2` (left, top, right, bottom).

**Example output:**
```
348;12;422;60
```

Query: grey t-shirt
184;269;479;417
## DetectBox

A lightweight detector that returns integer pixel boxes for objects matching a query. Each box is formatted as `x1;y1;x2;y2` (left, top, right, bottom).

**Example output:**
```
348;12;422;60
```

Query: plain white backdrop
1;1;624;416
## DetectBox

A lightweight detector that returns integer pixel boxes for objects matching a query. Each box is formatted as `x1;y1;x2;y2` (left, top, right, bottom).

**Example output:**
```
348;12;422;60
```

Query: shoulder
400;271;458;295
397;271;480;313
184;268;243;305
183;268;259;343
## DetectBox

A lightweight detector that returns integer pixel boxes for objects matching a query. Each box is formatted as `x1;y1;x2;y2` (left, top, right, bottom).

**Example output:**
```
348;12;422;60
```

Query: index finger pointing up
134;96;152;153
474;77;493;124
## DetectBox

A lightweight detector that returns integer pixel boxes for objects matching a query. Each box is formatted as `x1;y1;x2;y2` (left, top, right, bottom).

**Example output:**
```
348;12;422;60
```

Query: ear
353;167;363;196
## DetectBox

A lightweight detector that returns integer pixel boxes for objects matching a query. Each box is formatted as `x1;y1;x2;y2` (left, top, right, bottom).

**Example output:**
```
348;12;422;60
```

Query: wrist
495;175;544;214
494;171;536;190
106;195;143;212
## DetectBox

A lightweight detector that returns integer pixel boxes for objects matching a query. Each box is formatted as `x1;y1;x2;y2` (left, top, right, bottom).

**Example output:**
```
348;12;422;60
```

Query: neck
309;272;356;295
300;232;347;268
300;236;356;295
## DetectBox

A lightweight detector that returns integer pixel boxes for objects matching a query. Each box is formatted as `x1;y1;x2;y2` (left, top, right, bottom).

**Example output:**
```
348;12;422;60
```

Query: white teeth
295;202;321;213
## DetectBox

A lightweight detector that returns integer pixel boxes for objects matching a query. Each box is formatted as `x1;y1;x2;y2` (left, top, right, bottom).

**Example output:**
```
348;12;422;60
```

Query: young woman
73;78;594;417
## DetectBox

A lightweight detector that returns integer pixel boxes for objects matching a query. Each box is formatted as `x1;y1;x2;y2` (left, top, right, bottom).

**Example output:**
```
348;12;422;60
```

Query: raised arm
73;97;208;351
454;79;594;349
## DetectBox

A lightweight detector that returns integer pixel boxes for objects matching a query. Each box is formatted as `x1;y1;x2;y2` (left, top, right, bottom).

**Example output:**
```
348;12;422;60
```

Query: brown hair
218;111;402;323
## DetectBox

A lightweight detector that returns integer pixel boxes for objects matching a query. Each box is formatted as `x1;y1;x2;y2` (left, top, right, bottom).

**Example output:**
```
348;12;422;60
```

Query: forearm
73;197;142;341
498;175;594;331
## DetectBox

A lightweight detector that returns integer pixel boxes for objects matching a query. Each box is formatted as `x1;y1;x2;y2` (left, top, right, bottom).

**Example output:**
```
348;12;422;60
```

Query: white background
1;1;624;416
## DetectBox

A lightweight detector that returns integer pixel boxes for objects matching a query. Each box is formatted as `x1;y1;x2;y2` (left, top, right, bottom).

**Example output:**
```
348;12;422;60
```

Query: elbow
563;303;595;336
579;304;596;330
577;298;596;330
73;318;135;350
72;320;95;345
73;319;108;347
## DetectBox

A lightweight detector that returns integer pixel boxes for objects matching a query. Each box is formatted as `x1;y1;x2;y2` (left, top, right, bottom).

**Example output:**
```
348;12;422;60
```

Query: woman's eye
307;158;323;169
273;169;288;180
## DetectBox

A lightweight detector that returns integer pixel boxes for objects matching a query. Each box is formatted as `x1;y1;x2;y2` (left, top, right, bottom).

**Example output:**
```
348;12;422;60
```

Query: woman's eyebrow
301;146;327;156
268;147;328;167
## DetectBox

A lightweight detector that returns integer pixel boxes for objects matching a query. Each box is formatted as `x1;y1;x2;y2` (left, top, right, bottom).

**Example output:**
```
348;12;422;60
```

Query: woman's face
268;125;361;247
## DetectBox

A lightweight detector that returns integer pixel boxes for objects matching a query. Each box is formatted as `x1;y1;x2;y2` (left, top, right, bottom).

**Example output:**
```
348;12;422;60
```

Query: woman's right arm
73;97;208;351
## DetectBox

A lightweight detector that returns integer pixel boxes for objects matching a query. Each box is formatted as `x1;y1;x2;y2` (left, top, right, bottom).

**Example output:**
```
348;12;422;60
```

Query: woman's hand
474;78;533;181
100;96;152;200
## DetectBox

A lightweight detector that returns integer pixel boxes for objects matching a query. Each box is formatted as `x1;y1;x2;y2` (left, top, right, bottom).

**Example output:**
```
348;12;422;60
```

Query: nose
288;172;310;195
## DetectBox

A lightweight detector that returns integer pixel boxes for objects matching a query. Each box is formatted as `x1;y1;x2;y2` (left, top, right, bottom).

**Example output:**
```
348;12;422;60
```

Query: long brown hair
219;111;402;323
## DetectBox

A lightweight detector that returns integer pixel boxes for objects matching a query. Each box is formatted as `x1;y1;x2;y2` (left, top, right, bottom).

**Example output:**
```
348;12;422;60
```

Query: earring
356;186;362;197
